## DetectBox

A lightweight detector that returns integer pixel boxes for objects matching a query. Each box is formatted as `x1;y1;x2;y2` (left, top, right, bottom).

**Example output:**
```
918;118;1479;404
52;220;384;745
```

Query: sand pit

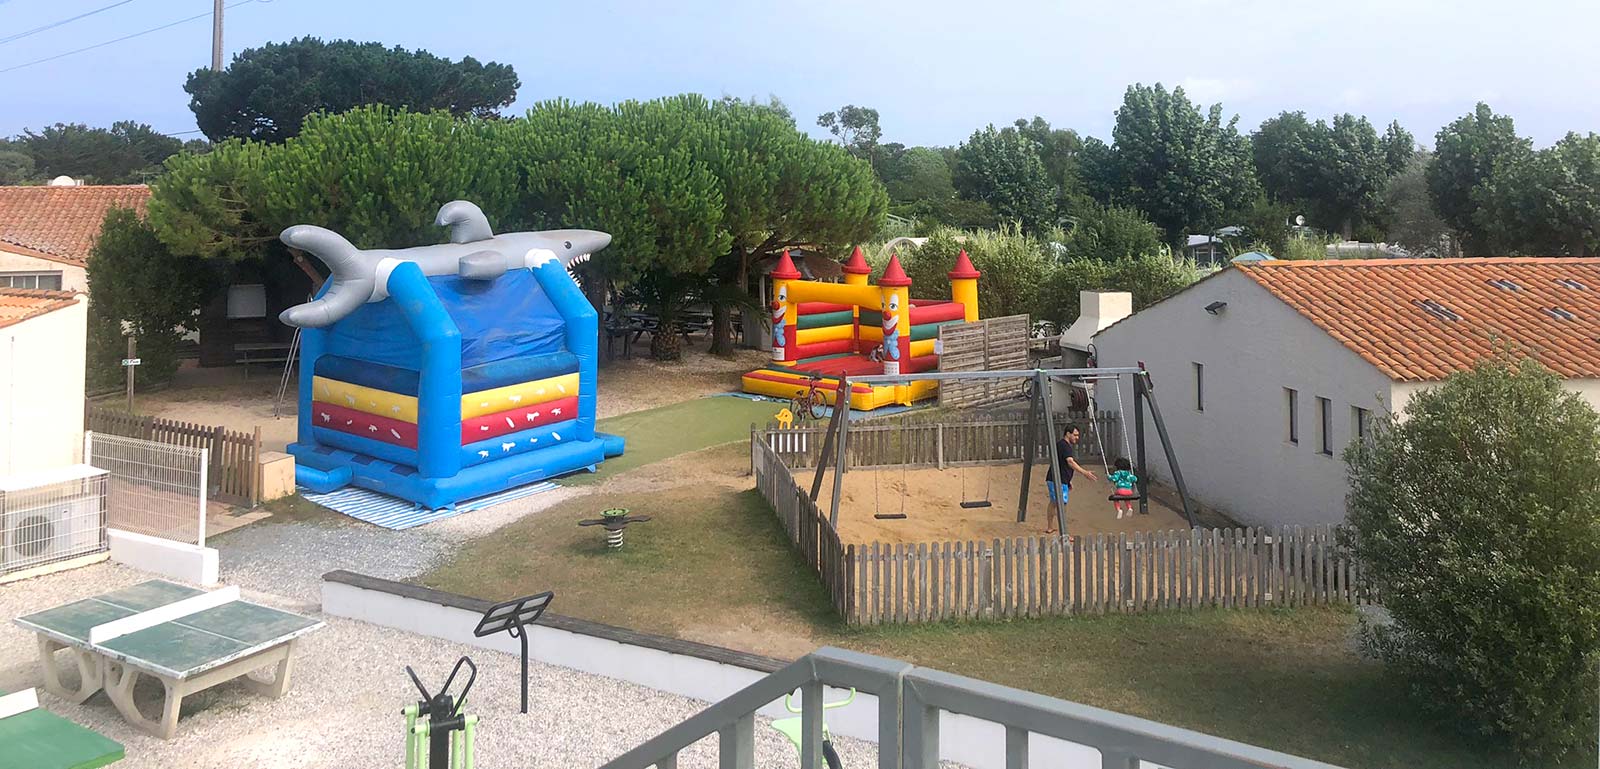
814;462;1189;544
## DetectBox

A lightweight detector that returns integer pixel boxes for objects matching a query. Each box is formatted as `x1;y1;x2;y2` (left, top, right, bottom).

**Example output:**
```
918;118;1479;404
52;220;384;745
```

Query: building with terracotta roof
1092;257;1600;527
0;183;151;293
0;288;88;476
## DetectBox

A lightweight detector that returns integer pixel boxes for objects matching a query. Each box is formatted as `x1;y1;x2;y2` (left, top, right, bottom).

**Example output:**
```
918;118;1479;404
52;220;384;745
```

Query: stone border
322;570;785;673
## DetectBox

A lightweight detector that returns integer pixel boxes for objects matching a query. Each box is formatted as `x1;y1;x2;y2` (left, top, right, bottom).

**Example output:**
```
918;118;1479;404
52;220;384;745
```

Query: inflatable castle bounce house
740;247;981;410
278;201;624;509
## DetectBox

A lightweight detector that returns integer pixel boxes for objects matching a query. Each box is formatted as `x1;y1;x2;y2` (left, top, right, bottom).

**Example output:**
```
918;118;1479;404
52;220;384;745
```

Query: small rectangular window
1286;388;1299;444
1352;406;1370;442
0;271;63;290
226;284;268;319
1317;397;1333;455
1194;362;1204;412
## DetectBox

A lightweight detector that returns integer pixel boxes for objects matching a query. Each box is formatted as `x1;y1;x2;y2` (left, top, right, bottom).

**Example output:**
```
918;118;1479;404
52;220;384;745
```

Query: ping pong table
14;580;323;739
0;689;123;769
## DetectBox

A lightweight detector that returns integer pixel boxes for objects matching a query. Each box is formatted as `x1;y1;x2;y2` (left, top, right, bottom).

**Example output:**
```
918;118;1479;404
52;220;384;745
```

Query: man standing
1045;424;1097;534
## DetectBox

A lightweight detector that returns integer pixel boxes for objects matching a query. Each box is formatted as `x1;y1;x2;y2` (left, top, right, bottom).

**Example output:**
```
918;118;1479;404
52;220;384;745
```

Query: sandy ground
127;347;771;451
816;462;1190;545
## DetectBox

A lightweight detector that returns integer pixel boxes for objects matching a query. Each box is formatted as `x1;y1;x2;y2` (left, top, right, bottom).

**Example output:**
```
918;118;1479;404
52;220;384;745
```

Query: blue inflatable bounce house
279;201;625;509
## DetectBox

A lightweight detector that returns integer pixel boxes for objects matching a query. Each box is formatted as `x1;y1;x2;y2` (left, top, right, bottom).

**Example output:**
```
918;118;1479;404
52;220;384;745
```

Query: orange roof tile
0;185;150;267
1236;258;1600;381
0;288;81;329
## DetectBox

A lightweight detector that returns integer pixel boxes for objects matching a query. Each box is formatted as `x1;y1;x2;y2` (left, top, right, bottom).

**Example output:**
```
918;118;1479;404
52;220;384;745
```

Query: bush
1343;358;1600;762
86;209;212;390
906;225;1051;319
1058;204;1165;262
1279;234;1330;260
1038;252;1202;328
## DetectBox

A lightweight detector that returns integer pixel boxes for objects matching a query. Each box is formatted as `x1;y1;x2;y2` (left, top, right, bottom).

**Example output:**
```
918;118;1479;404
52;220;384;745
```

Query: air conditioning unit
0;465;109;576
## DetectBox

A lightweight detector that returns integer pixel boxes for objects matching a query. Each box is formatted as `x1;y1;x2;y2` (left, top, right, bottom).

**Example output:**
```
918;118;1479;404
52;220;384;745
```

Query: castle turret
770;250;802;362
842;246;872;287
877;253;913;376
948;249;981;323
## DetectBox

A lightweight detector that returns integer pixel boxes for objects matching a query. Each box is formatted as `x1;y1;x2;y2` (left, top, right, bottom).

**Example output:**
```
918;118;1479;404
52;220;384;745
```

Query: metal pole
1139;374;1196;527
1016;378;1041;522
830;391;849;527
125;334;136;413
518;626;529;714
211;0;224;71
847;366;1144;386
197;448;209;547
1039;371;1066;537
1133;375;1147;517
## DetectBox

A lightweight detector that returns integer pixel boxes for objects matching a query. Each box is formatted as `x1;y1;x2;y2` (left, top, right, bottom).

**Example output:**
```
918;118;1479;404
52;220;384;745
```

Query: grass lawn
575;396;782;484
420;444;1569;769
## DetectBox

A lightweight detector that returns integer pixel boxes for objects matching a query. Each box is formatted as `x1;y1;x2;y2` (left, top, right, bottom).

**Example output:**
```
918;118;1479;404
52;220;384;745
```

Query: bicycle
789;373;831;422
769;687;854;769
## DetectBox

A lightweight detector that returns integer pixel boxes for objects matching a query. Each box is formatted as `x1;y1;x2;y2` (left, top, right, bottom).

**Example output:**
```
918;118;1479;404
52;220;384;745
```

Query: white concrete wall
108;528;219;586
0;298;87;476
0;250;86;292
1094;270;1395;526
1393;377;1600;422
322;579;1113;769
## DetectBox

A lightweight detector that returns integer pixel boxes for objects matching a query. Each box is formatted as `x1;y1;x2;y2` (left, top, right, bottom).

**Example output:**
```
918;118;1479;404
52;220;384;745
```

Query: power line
0;0;139;46
0;0;259;75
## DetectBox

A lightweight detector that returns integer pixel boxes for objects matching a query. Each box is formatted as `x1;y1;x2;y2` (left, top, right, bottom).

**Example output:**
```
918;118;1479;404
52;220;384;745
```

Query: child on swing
1109;458;1138;519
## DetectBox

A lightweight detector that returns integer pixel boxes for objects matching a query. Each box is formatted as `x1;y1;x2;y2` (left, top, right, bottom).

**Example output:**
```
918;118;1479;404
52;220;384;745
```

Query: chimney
1060;291;1132;352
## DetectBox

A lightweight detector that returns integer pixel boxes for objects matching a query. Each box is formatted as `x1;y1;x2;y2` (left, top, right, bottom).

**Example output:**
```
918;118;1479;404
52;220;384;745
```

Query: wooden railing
85;405;261;506
752;428;1372;625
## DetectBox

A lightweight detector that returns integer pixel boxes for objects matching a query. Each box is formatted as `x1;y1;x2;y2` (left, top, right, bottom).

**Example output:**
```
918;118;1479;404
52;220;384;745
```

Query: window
0;271;63;290
226;284;267;319
1352;406;1370;442
1415;299;1462;321
1285;388;1299;444
1557;278;1588;290
1193;362;1204;412
1545;307;1577;321
1317;397;1333;455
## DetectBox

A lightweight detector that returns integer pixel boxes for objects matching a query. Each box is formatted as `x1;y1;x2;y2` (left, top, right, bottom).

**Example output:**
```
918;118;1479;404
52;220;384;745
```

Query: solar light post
472;591;553;715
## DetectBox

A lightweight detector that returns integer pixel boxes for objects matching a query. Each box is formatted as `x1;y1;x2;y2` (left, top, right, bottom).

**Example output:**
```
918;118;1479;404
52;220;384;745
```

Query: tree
880;146;956;204
717;93;793;124
1379;120;1416;177
1253;112;1392;238
906;226;1051;319
14;121;183;183
0;143;34;184
1380;152;1453;257
953;125;1057;233
1039;251;1201;329
1473;132;1600;256
1100;84;1259;244
1006;116;1087;213
1428;103;1530;255
1059;204;1165;263
184;37;520;143
86;209;214;388
1343;358;1600;762
816;104;882;165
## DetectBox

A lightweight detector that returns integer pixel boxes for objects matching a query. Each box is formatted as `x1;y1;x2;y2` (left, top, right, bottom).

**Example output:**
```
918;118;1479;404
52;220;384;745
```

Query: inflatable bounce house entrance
741;248;981;410
279;201;624;509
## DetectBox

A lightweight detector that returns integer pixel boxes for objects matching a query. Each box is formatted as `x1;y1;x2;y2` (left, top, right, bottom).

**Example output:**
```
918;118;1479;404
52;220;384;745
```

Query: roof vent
1556;278;1588;290
1487;279;1521;291
1416;299;1462;322
1546;307;1577;321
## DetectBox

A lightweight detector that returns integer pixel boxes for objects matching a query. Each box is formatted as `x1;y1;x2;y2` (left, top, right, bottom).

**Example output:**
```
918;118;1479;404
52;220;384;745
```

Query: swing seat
959;500;993;509
1108;493;1144;502
873;513;908;520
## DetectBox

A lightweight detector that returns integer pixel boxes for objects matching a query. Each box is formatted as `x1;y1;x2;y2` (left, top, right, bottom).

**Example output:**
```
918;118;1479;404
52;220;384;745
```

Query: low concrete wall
321;571;1098;769
108;528;218;586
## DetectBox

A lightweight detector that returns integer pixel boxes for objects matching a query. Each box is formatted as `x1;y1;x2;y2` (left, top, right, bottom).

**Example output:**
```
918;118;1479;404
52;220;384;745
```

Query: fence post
250;425;262;506
197;448;209;548
935;424;945;470
82;430;93;466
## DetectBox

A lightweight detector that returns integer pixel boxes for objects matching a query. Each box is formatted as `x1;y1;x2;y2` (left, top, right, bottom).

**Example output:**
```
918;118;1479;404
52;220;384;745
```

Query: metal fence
0;467;110;580
600;646;1349;769
85;406;260;506
752;428;1373;625
86;432;208;547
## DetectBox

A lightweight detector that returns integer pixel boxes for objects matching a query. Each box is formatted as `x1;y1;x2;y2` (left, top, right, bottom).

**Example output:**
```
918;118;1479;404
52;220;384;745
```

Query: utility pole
211;0;224;71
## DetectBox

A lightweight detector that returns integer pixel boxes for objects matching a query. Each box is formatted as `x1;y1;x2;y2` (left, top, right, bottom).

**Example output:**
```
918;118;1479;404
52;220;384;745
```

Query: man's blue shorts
1045;481;1070;504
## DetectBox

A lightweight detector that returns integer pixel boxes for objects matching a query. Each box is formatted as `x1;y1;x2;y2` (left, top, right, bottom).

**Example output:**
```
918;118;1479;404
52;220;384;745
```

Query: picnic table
14;580;323;739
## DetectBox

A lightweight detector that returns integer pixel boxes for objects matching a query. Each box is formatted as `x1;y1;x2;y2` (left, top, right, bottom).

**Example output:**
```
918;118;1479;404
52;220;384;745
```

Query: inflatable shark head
279;200;612;328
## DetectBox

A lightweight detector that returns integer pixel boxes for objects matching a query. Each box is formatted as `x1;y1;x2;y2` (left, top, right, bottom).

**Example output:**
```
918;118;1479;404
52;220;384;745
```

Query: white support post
83;431;93;466
197;448;209;548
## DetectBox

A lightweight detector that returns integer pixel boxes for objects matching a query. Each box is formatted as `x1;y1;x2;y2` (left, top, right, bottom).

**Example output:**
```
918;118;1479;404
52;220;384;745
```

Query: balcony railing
601;646;1347;769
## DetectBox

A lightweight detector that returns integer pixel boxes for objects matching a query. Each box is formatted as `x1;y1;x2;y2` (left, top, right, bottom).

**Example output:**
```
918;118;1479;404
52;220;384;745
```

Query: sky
1;0;1597;148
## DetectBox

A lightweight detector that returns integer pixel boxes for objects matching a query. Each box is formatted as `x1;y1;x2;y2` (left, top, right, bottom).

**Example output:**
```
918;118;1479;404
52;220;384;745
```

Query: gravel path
0;560;911;768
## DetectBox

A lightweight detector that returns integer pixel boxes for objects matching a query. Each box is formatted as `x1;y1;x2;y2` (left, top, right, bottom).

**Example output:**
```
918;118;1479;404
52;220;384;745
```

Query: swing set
804;366;1195;537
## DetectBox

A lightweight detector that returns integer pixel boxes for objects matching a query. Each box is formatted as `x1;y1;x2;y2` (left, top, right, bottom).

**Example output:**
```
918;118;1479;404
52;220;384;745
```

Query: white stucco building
1094;257;1600;527
0;288;88;476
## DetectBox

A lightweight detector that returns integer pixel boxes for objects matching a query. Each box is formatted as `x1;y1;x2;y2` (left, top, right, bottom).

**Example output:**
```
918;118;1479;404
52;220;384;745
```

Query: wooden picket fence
752;431;1373;625
85;405;261;506
765;411;1123;472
